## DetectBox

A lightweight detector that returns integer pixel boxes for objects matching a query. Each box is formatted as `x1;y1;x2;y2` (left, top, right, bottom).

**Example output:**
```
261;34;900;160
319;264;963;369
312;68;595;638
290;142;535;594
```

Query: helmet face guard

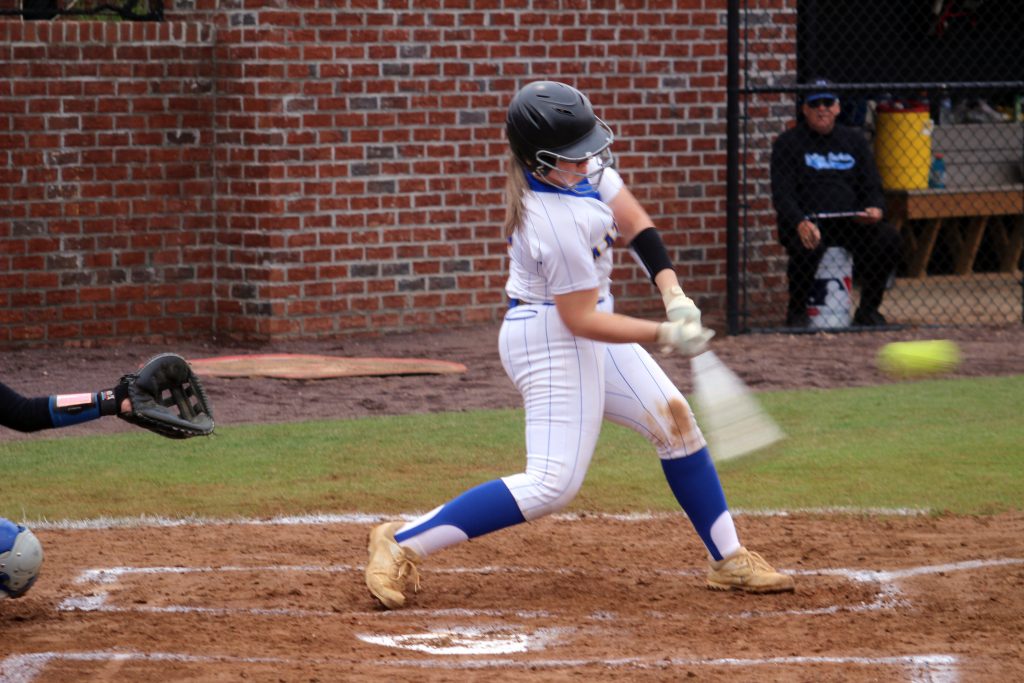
506;81;615;193
533;117;615;192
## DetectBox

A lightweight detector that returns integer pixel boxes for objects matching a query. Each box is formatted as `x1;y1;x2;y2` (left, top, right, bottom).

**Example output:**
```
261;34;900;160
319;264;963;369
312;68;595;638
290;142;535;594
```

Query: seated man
770;78;902;327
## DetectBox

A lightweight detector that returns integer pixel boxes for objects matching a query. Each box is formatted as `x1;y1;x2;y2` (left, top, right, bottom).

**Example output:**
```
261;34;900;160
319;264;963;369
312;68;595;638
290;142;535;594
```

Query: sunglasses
807;97;837;108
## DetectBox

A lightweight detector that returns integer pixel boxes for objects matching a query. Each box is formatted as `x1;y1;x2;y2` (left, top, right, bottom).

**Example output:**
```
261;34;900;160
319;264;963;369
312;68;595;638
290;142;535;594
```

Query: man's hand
855;207;883;224
797;219;821;249
656;319;715;357
662;285;701;324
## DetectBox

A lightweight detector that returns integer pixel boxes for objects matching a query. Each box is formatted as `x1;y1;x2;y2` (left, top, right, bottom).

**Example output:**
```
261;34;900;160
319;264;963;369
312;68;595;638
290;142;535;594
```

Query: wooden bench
884;185;1023;278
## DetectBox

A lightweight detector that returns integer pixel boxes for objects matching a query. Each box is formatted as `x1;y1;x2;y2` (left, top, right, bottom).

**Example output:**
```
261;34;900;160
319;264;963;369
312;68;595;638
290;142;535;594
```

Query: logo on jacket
804;152;855;171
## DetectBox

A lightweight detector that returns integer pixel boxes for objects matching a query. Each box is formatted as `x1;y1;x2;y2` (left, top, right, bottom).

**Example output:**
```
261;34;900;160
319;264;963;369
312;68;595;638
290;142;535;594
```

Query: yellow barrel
874;104;933;190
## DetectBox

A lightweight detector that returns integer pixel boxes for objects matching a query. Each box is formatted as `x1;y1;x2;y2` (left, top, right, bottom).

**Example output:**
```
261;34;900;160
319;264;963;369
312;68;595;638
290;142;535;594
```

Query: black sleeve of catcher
0;381;53;432
629;227;674;282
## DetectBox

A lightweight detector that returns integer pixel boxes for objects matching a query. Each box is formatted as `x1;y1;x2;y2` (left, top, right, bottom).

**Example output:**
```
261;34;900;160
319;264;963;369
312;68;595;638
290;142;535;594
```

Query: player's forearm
0;381;122;432
562;309;660;344
654;269;683;300
48;390;122;428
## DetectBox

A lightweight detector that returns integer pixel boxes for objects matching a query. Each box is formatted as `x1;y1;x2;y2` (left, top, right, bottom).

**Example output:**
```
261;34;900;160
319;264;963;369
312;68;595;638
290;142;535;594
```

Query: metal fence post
726;0;741;335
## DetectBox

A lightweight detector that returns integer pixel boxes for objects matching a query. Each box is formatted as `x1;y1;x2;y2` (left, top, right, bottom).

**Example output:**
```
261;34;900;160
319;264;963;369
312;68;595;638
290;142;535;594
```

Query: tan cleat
365;521;422;609
706;547;795;594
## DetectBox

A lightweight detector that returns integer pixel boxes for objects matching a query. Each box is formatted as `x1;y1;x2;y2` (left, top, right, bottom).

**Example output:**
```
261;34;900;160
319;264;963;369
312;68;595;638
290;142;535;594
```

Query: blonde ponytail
504;152;529;238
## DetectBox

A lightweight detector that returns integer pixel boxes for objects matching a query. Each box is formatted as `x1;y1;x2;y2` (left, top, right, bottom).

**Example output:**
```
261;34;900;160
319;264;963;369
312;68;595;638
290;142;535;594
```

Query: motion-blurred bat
690;350;784;462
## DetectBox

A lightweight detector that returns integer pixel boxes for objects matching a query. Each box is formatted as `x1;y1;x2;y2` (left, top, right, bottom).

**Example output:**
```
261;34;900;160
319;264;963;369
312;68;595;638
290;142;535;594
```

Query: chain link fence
736;0;1023;332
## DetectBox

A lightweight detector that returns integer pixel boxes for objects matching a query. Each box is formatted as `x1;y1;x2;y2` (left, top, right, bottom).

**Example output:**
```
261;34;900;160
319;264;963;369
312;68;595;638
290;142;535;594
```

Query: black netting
0;0;162;20
737;0;1023;332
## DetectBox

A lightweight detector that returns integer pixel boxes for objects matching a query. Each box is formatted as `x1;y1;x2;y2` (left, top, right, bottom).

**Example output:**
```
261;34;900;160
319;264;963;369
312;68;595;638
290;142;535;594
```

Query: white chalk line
809;557;1024;583
55;557;1024;624
21;554;1005;683
16;515;1017;683
40;556;1012;681
74;563;571;585
0;651;288;683
0;650;960;683
23;506;929;530
377;653;959;683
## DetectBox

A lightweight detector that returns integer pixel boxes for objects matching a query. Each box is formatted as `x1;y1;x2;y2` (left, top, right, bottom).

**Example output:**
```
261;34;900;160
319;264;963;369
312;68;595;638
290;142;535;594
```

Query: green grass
714;376;1024;514
2;375;1021;521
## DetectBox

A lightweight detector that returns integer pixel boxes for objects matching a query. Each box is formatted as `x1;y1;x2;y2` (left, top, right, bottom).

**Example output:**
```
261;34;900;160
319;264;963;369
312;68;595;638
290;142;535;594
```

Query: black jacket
770;122;885;244
0;382;51;432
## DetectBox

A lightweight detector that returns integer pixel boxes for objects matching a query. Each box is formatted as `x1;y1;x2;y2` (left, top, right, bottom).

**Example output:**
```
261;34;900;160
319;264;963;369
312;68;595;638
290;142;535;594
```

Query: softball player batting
365;81;794;609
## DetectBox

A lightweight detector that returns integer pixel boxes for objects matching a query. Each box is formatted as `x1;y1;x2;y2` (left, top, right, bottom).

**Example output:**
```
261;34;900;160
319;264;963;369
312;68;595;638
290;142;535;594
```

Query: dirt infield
3;513;1023;681
2;323;1024;680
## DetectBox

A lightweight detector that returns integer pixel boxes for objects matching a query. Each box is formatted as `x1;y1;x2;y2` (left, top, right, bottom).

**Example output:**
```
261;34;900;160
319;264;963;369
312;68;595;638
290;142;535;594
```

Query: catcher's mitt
118;353;215;439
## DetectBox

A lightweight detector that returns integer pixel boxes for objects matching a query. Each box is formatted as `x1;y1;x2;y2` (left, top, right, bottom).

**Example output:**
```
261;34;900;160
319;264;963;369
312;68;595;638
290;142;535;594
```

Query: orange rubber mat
187;353;467;379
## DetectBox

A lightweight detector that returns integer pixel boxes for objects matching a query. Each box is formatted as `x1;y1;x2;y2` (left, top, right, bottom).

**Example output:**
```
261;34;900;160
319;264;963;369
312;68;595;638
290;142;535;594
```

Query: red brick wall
736;2;800;327
0;20;216;346
0;2;798;347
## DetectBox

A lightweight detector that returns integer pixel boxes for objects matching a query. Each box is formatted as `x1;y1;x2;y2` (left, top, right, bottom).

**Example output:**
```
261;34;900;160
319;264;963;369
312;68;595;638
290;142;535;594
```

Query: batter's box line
56;557;1024;622
24;507;930;531
377;653;959;682
0;651;288;683
60;564;561;619
727;558;1024;619
0;650;960;683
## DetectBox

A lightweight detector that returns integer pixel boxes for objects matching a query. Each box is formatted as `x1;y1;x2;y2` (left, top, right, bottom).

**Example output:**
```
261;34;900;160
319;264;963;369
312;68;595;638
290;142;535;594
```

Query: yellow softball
876;340;961;378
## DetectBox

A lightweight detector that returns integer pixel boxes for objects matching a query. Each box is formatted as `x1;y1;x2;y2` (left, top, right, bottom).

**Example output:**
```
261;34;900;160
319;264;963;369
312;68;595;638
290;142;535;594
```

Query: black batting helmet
505;81;614;179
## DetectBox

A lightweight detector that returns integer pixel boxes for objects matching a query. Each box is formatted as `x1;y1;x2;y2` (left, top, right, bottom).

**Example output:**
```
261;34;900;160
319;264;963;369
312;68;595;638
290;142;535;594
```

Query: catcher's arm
3;355;214;439
0;379;127;432
118;353;215;439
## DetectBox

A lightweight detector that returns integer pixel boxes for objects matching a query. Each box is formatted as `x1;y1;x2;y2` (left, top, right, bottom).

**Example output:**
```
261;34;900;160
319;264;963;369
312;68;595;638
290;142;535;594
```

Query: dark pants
782;219;902;319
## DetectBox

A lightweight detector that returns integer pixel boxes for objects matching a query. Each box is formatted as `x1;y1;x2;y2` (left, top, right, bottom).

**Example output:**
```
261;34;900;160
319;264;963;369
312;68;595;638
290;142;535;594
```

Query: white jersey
492;164;709;523
382;86;755;579
393;164;731;565
505;167;624;303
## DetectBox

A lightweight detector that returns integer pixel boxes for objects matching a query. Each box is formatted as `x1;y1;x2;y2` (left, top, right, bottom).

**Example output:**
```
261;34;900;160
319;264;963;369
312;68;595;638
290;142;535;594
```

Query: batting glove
656;319;715;357
663;285;701;325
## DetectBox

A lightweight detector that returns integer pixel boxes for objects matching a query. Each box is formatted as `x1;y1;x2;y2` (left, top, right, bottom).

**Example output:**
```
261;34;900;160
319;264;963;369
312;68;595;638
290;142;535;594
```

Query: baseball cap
804;77;837;104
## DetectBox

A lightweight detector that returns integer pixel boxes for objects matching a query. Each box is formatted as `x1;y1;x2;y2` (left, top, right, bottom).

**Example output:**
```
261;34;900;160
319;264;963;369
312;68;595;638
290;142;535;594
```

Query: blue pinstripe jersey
505;167;624;304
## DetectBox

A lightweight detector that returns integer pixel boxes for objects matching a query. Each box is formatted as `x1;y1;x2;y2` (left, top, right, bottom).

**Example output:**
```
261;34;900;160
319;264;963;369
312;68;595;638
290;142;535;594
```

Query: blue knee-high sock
395;479;526;543
661;447;731;560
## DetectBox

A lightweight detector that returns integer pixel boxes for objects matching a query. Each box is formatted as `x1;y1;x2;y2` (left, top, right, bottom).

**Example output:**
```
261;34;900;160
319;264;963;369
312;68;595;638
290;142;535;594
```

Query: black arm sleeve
0;381;54;433
770;131;807;233
629;227;674;282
